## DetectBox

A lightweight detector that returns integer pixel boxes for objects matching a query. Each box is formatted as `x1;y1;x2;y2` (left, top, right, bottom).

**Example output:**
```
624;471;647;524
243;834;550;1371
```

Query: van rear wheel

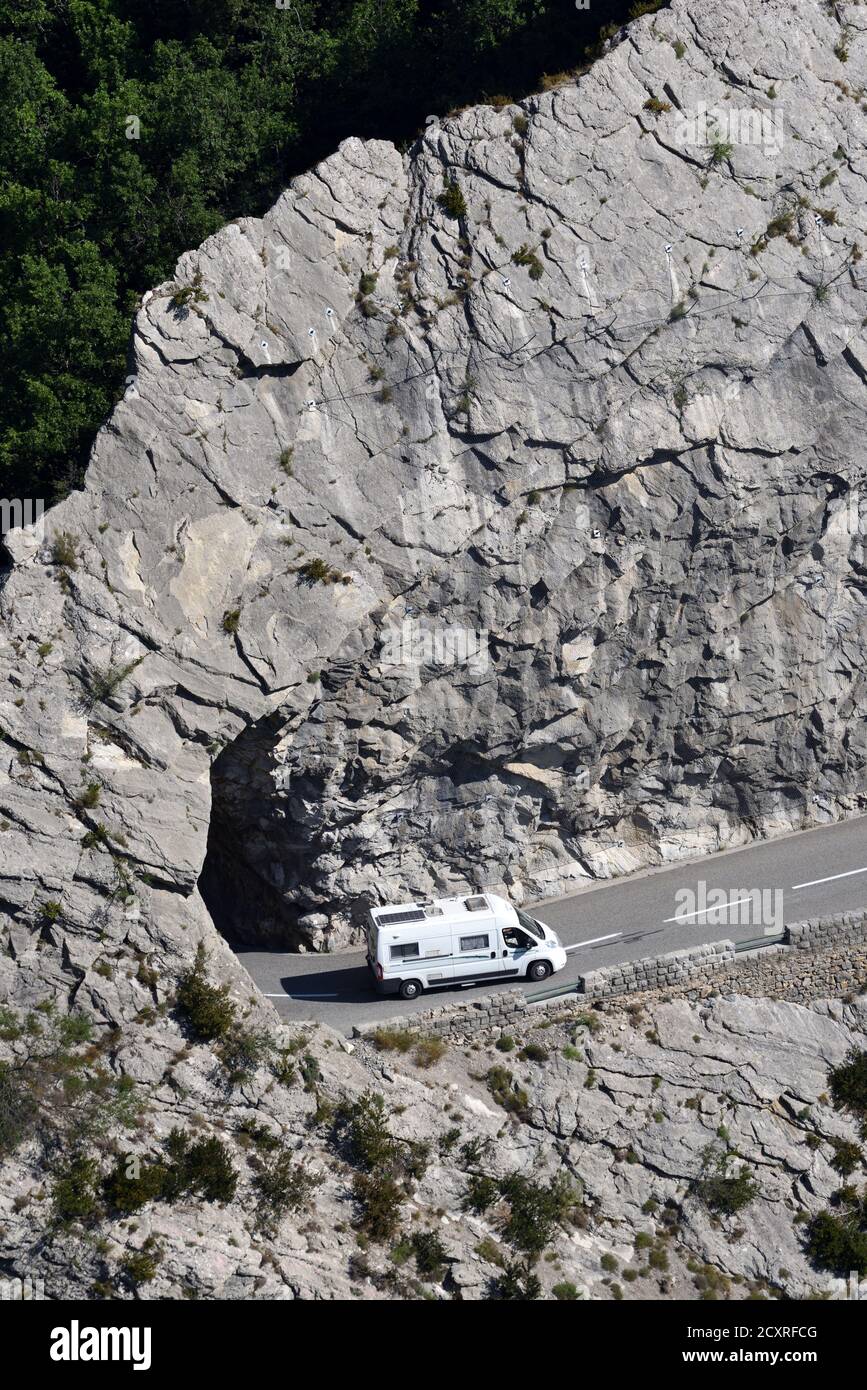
527;961;552;983
399;979;423;1001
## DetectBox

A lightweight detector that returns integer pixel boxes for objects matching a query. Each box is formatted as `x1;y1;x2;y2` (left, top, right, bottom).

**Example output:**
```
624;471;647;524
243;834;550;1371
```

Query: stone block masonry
353;988;528;1042
580;939;736;999
353;911;867;1040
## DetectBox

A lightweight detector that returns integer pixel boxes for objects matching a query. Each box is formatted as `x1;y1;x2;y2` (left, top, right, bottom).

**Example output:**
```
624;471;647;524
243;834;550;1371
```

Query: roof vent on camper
423;905;444;917
464;896;489;912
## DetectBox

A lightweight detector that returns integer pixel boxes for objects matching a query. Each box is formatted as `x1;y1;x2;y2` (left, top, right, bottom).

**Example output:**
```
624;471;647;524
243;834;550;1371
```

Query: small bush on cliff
104;1156;173;1213
413;1036;446;1069
253;1149;322;1227
829;1048;867;1134
121;1240;163;1287
353;1170;404;1241
463;1173;500;1214
333;1092;431;1242
693;1142;760;1216
512;244;544;280
51;531;79;570
52;1155;101;1227
176;946;236;1041
218;1026;272;1082
410;1230;447;1280
804;1186;867;1277
437;177;467;219
499;1172;579;1258
0;1061;38;1157
104;1130;238;1211
830;1138;864;1177
164;1129;238;1204
0;1007;133;1160
485;1065;530;1120
80;657;143;709
335;1092;399;1172
496;1258;541;1300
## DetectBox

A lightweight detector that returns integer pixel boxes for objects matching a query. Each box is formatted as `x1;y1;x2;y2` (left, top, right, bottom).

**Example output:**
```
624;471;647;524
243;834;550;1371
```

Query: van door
500;923;541;977
451;919;501;982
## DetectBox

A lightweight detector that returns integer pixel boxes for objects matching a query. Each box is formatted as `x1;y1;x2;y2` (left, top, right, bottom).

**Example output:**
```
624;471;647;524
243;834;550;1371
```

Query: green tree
0;0;638;503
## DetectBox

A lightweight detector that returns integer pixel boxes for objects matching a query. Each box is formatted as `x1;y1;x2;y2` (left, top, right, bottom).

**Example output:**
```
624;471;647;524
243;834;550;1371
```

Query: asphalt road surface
236;814;867;1033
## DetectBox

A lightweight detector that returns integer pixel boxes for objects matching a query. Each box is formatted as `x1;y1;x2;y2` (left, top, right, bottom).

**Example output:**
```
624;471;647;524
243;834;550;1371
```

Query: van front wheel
527;961;552;983
399;979;423;1001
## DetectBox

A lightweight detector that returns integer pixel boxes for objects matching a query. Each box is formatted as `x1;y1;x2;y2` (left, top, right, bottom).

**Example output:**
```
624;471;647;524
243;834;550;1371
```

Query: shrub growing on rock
437;177;467;219
462;1173;499;1215
218;1026;272;1082
104;1156;173;1214
0;1061;38;1157
829;1048;867;1133
335;1092;399;1172
410;1230;447;1280
693;1142;759;1216
496;1258;541;1300
52;1155;101;1227
499;1172;578;1258
353;1170;404;1242
830;1138;864;1177
105;1130;238;1211
176;946;236;1041
804;1186;867;1276
164;1129;238;1203
485;1065;530;1119
253;1150;322;1226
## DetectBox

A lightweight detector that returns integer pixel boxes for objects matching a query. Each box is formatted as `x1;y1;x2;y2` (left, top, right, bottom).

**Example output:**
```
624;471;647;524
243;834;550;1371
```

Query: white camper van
365;892;568;1000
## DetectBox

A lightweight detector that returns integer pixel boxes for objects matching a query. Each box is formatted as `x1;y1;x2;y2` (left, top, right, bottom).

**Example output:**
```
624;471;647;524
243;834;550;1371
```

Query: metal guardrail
734;931;786;953
526;931;788;1005
525;980;581;1004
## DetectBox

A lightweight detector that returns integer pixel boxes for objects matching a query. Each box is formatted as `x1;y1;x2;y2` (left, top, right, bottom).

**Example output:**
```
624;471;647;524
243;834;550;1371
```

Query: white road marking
663;895;754;924
791;865;867;890
265;991;340;1000
564;932;622;953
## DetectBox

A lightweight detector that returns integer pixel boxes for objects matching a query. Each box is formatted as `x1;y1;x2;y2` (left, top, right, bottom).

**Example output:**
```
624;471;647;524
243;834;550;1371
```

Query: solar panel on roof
377;908;427;926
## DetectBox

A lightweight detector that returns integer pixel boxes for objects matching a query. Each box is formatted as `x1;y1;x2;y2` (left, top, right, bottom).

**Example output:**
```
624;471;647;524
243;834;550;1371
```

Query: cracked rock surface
1;0;866;1300
0;988;863;1300
2;0;867;957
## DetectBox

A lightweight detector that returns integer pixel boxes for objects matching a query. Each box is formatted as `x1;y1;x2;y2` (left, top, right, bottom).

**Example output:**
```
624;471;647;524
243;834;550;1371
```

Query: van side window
459;934;489;952
390;942;420;960
503;928;535;949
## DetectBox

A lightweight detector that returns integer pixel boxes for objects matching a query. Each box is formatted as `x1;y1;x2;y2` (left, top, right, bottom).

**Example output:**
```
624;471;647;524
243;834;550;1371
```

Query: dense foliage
0;0;646;505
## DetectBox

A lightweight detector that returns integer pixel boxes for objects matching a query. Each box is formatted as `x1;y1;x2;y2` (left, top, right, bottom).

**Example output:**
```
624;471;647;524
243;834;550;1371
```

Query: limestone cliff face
2;0;867;980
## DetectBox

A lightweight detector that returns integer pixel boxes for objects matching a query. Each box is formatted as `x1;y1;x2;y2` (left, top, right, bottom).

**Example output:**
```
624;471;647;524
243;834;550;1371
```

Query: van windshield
515;909;543;940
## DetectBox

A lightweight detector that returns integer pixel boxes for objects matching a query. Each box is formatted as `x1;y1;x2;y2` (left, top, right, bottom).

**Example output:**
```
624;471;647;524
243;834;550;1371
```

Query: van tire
399;979;423;1001
526;961;552;982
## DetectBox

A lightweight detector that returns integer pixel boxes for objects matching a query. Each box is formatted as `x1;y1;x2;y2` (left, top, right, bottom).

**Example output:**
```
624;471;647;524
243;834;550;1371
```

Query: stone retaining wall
352;987;528;1042
787;912;867;951
352;911;867;1041
580;939;736;999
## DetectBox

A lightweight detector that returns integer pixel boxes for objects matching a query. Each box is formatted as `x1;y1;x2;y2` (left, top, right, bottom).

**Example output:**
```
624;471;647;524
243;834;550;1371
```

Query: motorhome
365;892;568;1000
